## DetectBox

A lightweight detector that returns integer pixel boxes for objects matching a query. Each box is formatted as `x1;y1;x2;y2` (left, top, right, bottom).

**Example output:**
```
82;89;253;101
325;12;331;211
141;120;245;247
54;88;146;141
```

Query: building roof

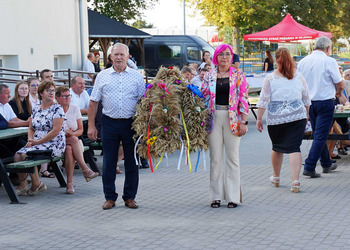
243;14;332;42
88;9;151;39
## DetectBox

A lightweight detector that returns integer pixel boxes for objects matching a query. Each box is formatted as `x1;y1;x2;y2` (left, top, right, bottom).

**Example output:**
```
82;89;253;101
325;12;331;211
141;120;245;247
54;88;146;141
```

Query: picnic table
0;120;99;203
303;110;350;141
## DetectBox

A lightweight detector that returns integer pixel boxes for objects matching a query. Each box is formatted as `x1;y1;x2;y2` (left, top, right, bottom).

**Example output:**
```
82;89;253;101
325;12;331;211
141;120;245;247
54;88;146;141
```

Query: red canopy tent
243;14;332;42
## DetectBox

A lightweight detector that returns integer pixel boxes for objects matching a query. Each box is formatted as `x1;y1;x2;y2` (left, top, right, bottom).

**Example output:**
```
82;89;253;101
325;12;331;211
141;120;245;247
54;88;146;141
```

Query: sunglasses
31;84;39;87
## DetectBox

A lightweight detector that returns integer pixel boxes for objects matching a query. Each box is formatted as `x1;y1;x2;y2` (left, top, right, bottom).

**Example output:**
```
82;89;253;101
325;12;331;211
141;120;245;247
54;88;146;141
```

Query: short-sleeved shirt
257;72;311;125
0;103;17;121
29;94;41;110
233;53;240;64
65;103;82;131
191;75;202;88
70;89;90;110
90;66;145;119
297;50;343;101
82;60;95;80
264;58;274;72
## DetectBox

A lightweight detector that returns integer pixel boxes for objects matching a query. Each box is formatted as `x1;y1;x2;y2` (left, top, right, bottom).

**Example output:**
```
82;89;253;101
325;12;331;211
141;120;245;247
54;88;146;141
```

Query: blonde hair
12;81;32;115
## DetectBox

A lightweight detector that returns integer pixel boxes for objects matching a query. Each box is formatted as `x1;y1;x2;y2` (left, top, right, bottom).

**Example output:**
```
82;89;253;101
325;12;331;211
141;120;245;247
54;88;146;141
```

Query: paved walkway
1;113;350;249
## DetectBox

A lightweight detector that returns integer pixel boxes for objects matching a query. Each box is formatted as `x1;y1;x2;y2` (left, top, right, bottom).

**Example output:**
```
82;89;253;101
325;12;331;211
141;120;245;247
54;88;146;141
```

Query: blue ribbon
187;84;203;98
195;150;200;172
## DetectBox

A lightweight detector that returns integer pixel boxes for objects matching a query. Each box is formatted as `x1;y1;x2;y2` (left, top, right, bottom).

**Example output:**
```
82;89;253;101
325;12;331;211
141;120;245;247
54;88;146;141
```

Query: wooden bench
303;133;349;140
1;146;97;204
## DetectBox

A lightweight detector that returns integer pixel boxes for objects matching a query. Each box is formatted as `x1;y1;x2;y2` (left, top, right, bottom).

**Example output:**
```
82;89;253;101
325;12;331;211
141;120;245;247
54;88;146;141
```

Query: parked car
129;35;215;76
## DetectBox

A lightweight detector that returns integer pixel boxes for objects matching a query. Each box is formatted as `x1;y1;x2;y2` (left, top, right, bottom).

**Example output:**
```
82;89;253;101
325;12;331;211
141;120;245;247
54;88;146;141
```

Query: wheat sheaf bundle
132;67;183;160
133;66;209;169
180;86;209;152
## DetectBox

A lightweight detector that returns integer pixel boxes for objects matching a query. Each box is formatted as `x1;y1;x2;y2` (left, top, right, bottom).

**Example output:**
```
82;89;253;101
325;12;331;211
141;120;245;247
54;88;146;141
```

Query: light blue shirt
90;66;145;119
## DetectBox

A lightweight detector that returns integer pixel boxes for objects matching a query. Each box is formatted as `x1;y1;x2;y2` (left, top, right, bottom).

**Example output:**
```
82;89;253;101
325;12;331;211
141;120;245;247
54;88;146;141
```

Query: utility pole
183;0;186;35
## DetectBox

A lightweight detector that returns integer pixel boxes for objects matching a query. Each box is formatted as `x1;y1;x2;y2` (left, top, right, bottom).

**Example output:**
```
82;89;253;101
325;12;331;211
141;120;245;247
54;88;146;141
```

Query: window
187;46;201;61
158;45;181;60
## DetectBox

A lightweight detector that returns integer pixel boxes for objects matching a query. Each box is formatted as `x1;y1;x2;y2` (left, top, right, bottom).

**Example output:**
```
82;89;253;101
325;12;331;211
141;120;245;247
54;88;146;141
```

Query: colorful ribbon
147;103;154;172
134;134;143;166
155;152;164;170
195;150;200;172
187;84;203;98
144;84;153;97
158;81;170;95
180;110;191;173
178;137;184;170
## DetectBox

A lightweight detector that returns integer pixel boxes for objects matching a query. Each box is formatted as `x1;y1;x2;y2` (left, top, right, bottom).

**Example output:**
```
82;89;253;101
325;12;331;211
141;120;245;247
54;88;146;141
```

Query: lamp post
183;0;186;35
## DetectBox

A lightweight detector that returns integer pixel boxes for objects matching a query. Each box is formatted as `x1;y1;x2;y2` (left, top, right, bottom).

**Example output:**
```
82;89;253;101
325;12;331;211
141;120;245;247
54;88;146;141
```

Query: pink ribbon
158;81;170;95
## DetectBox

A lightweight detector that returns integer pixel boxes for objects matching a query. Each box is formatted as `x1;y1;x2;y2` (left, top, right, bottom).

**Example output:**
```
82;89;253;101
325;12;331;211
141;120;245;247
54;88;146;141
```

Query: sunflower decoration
132;67;184;171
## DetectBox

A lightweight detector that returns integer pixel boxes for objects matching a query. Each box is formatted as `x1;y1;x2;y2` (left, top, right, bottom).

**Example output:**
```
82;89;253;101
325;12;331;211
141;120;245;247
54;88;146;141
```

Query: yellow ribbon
180;110;191;173
155;153;164;170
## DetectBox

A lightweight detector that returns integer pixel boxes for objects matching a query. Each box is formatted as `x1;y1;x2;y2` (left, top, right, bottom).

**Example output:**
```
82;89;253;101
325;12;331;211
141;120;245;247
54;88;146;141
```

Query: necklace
218;69;229;78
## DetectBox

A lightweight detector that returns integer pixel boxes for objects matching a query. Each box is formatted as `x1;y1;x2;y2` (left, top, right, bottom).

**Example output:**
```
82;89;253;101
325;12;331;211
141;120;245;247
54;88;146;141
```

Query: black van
129;35;214;76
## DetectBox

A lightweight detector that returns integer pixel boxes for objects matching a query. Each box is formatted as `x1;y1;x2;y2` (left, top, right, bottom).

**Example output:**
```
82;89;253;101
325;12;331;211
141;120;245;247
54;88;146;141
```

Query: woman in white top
55;86;99;194
28;78;41;110
256;48;311;193
199;51;215;71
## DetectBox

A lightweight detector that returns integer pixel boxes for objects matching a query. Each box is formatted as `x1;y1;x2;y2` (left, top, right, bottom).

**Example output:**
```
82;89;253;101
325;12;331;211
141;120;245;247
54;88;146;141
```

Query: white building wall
0;0;89;72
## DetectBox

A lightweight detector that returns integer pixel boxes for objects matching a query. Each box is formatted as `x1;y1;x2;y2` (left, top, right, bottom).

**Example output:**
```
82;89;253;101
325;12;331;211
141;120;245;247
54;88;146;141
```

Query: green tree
190;0;349;52
88;0;158;23
131;19;154;29
188;0;281;53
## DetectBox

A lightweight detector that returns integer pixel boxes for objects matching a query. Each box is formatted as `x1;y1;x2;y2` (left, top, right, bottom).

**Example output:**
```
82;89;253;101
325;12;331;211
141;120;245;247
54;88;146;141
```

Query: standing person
199;51;214;70
40;69;54;82
14;81;65;196
298;36;344;177
105;54;113;69
256;48;311;192
82;52;96;80
28;77;41;109
264;50;274;73
9;81;32;121
201;44;249;208
93;53;101;73
88;43;145;210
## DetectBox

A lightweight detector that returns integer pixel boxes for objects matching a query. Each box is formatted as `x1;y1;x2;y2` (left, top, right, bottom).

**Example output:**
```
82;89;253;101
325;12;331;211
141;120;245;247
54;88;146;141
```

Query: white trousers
208;110;241;203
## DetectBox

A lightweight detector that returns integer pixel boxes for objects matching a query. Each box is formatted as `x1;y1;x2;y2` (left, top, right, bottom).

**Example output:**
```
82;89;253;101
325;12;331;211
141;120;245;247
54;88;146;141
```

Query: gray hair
111;43;129;54
0;83;9;94
344;69;350;76
315;36;332;50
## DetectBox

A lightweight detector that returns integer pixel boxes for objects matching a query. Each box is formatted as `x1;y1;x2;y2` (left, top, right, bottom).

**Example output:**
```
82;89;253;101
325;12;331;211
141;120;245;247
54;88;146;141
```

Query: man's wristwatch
241;121;248;125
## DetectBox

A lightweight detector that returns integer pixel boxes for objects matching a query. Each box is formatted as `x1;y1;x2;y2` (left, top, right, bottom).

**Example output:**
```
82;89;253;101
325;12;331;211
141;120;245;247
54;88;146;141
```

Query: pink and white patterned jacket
201;67;249;134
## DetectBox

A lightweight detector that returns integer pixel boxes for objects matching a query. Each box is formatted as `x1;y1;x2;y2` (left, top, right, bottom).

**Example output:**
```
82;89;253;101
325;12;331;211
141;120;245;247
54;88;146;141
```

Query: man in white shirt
191;68;208;88
298;36;344;178
82;53;96;80
69;76;90;115
40;69;54;82
0;84;29;127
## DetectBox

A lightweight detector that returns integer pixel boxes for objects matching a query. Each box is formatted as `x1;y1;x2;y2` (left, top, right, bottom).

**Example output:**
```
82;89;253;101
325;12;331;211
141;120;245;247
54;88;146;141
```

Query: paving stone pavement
1;113;350;249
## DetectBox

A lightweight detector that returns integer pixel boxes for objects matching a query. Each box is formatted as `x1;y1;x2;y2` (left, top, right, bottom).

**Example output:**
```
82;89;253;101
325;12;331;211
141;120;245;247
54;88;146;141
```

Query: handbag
26;149;53;161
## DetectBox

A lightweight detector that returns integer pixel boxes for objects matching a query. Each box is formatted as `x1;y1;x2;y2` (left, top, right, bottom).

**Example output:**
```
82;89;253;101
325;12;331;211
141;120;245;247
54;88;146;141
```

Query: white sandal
270;176;280;187
291;180;300;193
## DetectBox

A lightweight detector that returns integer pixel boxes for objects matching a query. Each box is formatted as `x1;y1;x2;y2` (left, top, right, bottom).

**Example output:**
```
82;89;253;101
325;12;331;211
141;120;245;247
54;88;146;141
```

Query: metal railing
0;67;95;87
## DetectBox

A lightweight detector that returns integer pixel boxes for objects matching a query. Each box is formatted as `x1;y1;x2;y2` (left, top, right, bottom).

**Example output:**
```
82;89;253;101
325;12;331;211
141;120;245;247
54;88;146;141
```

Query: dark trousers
304;99;334;171
101;115;138;201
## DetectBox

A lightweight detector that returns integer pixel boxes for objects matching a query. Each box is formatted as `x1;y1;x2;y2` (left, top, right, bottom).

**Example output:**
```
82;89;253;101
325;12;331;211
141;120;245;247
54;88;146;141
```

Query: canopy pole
243;40;245;72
